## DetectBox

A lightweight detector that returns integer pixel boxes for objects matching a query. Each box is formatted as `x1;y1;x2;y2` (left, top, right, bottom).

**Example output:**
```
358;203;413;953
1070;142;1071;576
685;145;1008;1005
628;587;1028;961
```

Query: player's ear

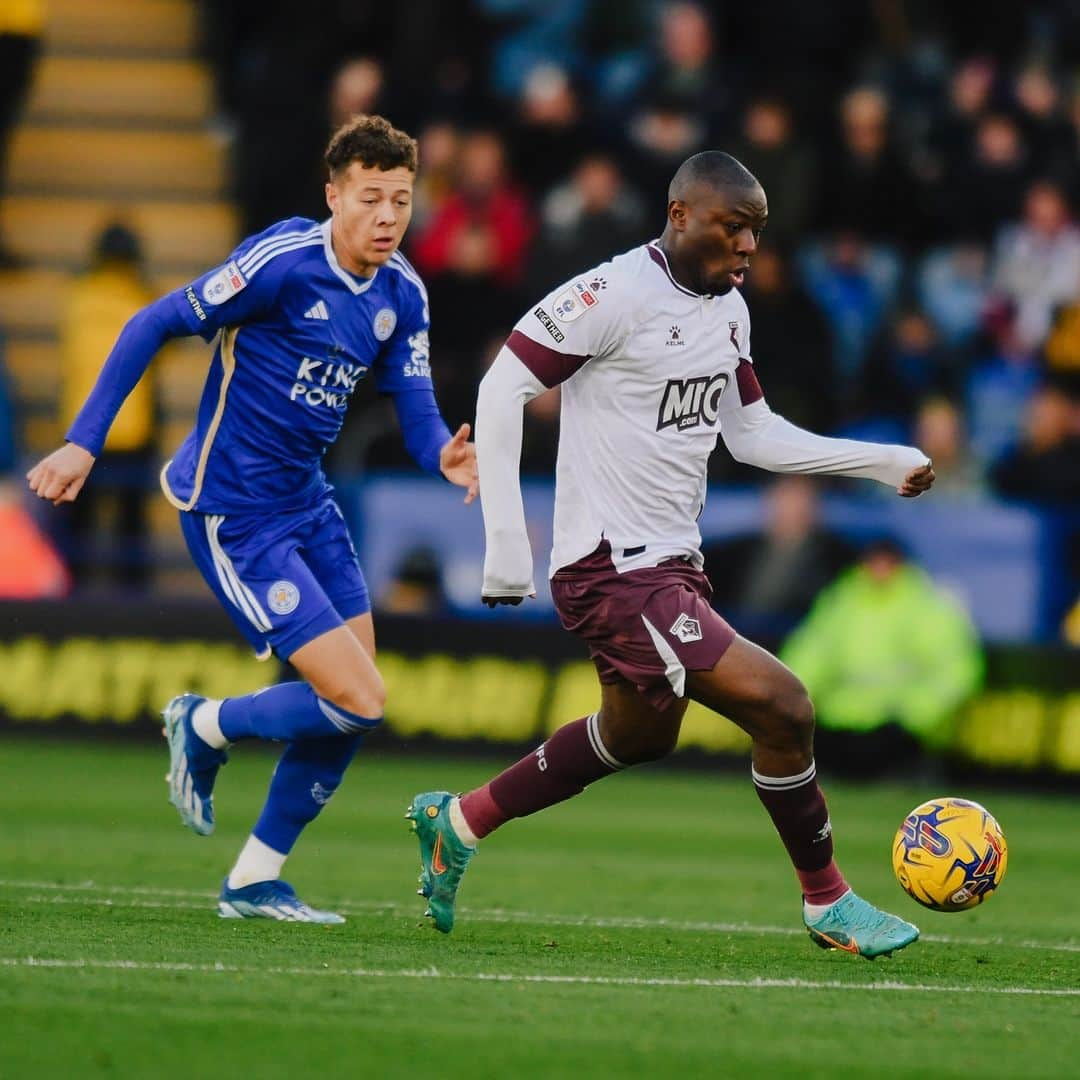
325;180;338;215
668;199;687;231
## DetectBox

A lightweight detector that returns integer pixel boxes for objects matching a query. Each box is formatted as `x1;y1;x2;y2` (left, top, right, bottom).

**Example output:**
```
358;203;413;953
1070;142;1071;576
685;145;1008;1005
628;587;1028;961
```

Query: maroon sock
753;760;848;906
459;714;621;839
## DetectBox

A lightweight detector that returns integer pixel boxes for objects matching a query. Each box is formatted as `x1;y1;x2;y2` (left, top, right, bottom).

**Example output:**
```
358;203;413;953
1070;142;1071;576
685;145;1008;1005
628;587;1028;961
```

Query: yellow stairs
0;0;238;584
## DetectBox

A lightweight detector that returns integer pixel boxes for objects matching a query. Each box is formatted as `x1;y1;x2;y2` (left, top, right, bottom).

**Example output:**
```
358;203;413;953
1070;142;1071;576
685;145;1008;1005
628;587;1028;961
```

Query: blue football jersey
161;217;432;513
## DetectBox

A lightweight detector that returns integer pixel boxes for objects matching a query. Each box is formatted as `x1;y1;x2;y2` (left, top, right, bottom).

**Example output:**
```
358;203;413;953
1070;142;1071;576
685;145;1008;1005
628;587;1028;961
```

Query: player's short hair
325;114;418;178
669;151;760;202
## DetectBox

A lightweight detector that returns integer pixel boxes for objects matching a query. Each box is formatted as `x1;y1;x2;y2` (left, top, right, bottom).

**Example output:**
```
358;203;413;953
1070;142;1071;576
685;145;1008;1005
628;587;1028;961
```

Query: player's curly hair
325;114;418;178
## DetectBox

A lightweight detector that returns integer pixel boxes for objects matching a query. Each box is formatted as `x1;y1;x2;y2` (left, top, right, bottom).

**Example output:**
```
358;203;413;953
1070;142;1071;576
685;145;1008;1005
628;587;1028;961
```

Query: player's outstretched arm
476;346;545;606
26;442;96;506
720;400;935;497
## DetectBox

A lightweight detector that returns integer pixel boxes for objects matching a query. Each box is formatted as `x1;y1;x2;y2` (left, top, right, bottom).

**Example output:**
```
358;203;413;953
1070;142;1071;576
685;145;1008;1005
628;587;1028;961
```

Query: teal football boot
804;890;919;959
406;792;477;933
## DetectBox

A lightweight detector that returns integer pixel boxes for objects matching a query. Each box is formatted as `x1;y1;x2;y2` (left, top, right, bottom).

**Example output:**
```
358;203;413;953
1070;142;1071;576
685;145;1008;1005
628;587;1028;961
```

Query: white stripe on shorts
640;615;686;698
205;515;272;633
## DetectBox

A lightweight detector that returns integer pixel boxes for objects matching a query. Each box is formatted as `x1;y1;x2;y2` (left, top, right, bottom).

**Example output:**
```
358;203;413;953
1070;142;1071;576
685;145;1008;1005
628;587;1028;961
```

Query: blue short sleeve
168;217;321;341
373;268;433;394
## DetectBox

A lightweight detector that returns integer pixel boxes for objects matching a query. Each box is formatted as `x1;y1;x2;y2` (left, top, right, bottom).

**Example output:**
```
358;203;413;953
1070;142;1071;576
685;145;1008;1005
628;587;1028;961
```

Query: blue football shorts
179;497;371;661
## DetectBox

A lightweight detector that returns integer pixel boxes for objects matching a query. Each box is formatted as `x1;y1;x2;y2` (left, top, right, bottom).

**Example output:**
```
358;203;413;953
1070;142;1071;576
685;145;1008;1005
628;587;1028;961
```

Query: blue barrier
337;472;1071;643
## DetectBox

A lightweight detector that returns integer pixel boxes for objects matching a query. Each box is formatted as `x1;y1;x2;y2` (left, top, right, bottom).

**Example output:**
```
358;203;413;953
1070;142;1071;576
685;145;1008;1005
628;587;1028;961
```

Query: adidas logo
304;300;329;320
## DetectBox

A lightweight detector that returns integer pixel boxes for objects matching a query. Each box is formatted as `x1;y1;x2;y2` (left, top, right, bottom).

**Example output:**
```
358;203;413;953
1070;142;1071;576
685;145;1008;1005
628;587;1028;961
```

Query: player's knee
606;726;678;766
776;682;815;749
752;677;814;750
318;671;386;722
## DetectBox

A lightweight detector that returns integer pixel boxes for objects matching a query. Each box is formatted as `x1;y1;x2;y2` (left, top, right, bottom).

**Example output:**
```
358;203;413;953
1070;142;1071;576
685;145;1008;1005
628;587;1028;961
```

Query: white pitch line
1;956;1076;997
2;878;1078;954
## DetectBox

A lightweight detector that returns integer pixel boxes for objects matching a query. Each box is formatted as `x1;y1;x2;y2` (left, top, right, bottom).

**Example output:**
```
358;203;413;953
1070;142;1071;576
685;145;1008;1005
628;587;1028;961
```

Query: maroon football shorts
549;540;736;712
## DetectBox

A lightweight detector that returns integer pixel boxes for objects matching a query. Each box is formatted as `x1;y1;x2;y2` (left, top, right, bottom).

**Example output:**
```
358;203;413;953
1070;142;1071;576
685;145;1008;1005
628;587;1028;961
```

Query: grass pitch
1;736;1078;1079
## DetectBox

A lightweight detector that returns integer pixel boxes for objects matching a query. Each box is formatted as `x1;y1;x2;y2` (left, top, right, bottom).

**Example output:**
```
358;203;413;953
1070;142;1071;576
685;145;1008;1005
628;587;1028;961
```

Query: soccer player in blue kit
27;114;478;922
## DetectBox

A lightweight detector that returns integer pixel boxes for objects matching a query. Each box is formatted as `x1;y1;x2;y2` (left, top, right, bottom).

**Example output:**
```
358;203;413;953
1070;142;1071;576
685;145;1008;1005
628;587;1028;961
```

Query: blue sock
252;736;363;855
219;682;380;742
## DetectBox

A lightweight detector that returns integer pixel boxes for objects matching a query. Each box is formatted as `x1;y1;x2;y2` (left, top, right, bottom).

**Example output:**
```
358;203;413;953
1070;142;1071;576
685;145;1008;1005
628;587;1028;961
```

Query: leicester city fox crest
267;580;300;615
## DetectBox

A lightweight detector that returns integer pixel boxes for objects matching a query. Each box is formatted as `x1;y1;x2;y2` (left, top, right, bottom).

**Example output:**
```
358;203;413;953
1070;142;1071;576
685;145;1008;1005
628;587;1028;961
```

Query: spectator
797;233;902;407
1011;63;1074;182
922;57;996;195
329;56;386;128
818;86;924;247
991;383;1080;506
965;314;1042;469
911;396;985;498
621;95;705;208
478;0;586;100
944;112;1031;243
377;546;446;616
507;63;592;200
1044;297;1080;392
781;537;984;778
990;180;1080;354
704;475;856;641
0;0;43;267
740;248;835;433
56;223;158;589
857;307;957;425
525;153;645;298
636;2;732;140
917;242;991;350
411;128;533;290
411;120;462;232
728;96;818;253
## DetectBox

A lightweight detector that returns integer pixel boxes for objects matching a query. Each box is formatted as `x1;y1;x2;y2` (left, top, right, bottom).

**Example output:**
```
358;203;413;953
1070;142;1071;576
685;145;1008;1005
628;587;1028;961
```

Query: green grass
1;736;1078;1079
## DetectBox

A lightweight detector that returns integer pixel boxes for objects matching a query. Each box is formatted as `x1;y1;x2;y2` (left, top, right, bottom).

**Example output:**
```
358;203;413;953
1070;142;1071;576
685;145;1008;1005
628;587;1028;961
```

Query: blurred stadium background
2;4;1080;1077
2;0;1079;777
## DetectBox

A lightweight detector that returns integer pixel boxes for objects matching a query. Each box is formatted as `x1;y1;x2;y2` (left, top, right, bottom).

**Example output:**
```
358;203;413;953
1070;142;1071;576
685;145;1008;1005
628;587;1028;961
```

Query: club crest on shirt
201;261;246;305
373;307;397;341
553;278;603;322
267;580;300;615
669;613;703;643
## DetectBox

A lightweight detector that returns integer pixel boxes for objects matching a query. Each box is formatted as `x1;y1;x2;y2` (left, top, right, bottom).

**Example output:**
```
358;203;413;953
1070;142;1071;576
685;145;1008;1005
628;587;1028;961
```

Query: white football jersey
505;241;761;576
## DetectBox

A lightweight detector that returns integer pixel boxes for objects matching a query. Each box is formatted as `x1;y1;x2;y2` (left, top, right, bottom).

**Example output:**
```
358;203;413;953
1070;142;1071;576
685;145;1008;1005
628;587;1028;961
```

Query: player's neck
329;222;377;280
657;233;701;295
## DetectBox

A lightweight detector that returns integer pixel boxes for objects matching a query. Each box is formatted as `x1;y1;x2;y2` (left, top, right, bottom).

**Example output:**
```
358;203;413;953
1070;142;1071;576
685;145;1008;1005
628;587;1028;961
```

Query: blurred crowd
3;1;1080;653
202;0;1080;513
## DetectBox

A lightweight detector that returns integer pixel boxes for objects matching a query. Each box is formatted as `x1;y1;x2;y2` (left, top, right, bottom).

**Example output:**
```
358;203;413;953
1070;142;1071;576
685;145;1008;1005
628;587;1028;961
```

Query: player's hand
897;461;935;498
440;422;479;504
481;593;532;607
26;443;96;506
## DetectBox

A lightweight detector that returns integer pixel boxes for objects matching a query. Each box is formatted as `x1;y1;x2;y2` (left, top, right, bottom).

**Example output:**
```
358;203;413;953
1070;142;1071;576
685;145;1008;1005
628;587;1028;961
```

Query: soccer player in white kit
408;151;935;957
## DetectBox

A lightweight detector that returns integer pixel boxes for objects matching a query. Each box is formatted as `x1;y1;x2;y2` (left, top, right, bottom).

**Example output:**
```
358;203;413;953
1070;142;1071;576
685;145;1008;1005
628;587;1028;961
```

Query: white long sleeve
475;347;547;597
720;400;930;487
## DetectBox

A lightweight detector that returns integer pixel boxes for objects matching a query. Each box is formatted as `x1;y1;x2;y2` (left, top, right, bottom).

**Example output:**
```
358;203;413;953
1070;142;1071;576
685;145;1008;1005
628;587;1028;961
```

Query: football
892;797;1008;912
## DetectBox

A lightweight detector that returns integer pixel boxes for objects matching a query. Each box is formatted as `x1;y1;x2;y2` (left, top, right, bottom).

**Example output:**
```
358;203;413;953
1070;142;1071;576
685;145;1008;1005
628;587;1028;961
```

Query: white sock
227;834;286;889
192;699;227;749
803;889;852;919
448;796;479;848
